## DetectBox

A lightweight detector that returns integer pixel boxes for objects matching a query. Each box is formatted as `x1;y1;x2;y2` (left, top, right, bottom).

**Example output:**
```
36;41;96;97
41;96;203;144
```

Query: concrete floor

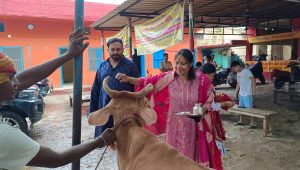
26;84;300;170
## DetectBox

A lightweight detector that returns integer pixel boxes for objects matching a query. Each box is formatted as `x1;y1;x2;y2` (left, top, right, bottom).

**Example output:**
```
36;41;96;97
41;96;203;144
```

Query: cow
88;76;209;170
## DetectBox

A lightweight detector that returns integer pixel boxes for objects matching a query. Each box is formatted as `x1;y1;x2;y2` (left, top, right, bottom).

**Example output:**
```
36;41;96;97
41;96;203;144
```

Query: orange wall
0;17;118;88
0;17;200;87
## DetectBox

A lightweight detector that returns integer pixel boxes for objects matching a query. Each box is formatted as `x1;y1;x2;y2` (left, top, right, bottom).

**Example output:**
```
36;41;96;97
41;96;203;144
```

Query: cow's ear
88;107;112;126
138;108;157;125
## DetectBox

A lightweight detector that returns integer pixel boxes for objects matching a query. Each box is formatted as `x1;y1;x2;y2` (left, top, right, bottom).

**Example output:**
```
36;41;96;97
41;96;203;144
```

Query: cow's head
88;76;157;126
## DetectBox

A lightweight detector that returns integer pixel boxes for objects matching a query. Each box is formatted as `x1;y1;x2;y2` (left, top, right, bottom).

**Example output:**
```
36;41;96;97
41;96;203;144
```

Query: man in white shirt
231;61;257;128
0;28;116;169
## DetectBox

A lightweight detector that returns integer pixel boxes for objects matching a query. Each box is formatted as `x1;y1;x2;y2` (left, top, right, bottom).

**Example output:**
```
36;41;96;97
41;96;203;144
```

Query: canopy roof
91;0;300;30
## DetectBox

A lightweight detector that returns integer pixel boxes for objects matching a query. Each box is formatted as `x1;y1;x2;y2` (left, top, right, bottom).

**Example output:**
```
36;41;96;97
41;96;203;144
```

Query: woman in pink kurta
116;49;234;168
117;49;199;160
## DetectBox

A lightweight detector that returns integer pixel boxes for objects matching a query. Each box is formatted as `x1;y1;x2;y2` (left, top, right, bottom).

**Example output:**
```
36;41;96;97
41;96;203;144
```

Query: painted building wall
0;17;119;88
0;17;197;87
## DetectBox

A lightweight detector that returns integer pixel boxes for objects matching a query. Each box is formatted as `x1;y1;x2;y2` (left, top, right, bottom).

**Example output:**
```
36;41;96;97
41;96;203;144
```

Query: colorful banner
248;31;300;44
106;26;130;57
134;3;184;55
246;60;298;72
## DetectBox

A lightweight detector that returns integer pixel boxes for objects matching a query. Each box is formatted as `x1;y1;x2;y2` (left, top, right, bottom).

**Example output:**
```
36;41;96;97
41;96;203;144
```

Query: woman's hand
116;73;130;83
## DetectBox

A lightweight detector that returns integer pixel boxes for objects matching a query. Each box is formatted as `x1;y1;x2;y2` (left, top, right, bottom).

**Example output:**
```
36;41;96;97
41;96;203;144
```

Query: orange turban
0;52;16;84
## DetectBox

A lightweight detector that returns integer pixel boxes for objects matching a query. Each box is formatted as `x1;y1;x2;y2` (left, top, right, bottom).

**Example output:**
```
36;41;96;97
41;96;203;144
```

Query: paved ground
25;84;300;170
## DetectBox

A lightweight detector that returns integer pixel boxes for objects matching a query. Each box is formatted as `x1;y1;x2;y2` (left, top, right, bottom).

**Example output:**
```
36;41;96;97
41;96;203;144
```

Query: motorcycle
273;61;300;89
213;68;231;86
248;61;266;84
36;78;52;97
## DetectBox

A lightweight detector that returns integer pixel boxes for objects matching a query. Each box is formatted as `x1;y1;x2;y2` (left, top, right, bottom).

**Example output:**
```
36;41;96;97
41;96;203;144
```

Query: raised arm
116;73;141;86
16;28;89;91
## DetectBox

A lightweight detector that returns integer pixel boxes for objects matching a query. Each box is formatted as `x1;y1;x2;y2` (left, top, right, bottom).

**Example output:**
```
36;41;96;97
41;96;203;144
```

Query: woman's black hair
174;49;195;80
201;63;216;74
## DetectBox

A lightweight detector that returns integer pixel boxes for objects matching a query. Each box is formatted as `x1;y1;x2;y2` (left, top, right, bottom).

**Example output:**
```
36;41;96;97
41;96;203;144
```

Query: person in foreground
0;28;115;169
116;49;234;169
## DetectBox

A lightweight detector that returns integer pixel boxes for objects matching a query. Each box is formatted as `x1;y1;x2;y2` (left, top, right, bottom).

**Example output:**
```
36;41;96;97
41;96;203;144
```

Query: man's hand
66;28;89;57
116;73;129;83
100;128;116;146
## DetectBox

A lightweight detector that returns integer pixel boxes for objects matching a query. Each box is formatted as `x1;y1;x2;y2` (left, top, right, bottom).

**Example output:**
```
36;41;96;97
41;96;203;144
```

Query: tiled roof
0;0;117;21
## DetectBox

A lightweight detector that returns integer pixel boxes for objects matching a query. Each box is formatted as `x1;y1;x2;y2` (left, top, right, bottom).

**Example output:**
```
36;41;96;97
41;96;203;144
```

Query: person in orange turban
0;52;17;84
0;28;116;170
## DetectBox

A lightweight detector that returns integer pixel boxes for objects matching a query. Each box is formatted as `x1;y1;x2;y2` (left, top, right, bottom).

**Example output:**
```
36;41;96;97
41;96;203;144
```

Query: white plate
175;112;190;116
175;112;201;117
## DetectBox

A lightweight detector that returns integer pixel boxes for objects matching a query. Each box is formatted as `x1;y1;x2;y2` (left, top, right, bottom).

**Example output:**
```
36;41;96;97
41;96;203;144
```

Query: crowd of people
0;28;253;170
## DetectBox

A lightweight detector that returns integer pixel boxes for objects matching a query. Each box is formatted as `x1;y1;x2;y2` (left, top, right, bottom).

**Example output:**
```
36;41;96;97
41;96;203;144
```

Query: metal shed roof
91;0;300;30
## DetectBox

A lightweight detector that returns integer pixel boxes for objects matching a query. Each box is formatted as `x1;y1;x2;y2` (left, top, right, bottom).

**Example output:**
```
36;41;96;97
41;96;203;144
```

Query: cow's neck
115;118;145;169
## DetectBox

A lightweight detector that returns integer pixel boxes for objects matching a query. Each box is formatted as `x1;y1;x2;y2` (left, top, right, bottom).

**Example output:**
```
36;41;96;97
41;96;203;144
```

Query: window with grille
152;49;165;69
88;48;102;71
0;46;24;72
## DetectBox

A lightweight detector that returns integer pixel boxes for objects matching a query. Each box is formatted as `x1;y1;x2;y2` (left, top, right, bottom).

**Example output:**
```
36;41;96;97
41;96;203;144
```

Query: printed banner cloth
106;26;130;57
134;3;184;55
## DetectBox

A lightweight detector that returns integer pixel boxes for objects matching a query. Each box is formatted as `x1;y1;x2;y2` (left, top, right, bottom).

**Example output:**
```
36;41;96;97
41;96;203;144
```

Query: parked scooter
248;59;266;84
273;61;300;89
36;78;52;97
213;68;231;86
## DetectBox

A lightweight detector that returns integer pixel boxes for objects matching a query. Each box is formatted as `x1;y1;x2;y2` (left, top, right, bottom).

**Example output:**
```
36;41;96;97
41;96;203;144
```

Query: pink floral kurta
166;77;200;160
137;72;227;169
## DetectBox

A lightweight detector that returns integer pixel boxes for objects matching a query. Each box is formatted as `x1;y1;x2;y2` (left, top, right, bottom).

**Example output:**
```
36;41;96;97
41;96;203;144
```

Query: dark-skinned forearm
54;137;105;167
16;53;75;91
27;137;105;168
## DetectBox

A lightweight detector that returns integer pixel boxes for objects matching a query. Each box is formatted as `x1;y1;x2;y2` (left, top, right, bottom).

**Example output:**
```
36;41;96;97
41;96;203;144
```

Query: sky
85;0;126;4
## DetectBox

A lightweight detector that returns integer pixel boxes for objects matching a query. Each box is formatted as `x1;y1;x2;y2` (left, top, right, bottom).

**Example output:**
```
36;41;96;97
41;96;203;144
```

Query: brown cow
88;76;209;170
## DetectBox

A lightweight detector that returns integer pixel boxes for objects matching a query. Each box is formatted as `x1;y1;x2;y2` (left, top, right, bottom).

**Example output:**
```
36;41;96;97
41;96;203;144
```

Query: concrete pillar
128;17;133;58
292;18;300;60
189;0;194;52
246;43;253;61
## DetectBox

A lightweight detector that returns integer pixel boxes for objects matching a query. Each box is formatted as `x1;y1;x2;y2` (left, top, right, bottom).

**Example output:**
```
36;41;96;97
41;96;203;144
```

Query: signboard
134;3;184;55
246;60;297;72
106;26;129;57
248;31;300;44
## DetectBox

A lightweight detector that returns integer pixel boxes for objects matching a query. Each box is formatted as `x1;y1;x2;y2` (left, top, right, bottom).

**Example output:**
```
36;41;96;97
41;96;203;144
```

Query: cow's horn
103;76;120;97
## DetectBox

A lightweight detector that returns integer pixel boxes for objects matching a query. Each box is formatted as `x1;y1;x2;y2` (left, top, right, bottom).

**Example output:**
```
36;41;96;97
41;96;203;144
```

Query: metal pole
72;0;84;169
128;16;133;58
189;0;194;52
101;30;105;60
